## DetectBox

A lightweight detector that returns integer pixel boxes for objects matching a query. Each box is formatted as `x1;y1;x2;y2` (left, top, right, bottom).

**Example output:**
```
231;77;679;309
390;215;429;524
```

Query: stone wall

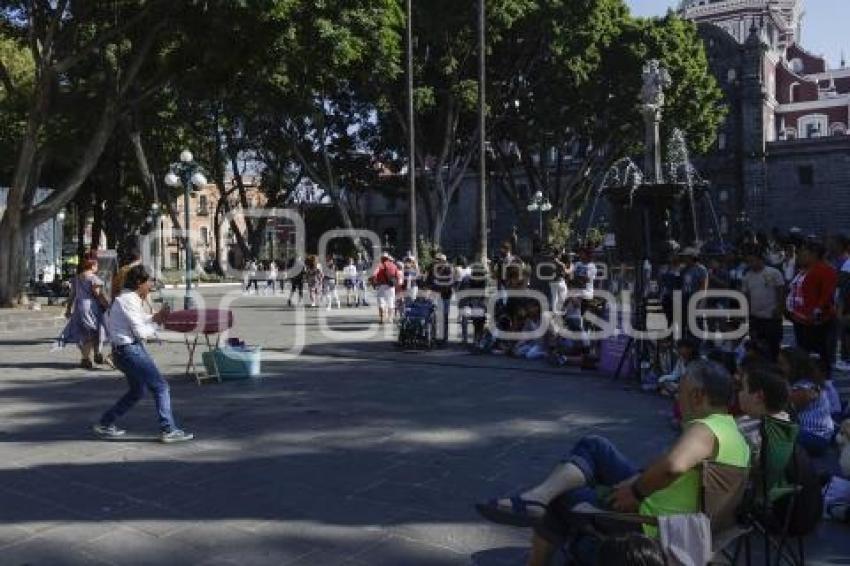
761;137;850;235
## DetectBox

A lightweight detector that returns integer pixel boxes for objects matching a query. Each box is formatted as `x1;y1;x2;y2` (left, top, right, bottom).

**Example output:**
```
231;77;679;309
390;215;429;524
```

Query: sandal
475;496;548;528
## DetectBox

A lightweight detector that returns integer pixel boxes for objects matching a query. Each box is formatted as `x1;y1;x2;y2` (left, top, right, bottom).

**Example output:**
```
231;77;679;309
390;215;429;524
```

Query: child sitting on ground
779;347;836;457
657;339;699;396
511;303;548;359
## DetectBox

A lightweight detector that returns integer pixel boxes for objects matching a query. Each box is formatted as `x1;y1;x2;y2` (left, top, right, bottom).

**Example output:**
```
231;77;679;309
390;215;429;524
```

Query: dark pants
245;279;259;291
288;278;304;304
749;316;784;359
100;343;177;433
794;320;836;373
797;430;832;457
436;293;451;342
839;317;850;362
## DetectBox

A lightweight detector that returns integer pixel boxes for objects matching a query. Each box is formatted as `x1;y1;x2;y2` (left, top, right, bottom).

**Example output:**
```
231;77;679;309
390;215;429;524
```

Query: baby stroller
397;297;437;350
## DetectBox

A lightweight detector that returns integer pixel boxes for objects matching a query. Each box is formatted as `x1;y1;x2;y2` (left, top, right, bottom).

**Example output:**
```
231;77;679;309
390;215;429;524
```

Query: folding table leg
204;333;222;383
184;334;202;385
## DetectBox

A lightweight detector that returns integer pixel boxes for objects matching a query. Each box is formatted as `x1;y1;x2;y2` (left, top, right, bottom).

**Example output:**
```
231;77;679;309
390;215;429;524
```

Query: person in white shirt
342;257;359;306
265;261;278;296
742;248;786;359
94;265;193;443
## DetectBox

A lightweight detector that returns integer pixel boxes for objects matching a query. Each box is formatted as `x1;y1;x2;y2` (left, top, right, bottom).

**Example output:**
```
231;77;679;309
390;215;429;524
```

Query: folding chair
561;462;752;565
746;417;808;566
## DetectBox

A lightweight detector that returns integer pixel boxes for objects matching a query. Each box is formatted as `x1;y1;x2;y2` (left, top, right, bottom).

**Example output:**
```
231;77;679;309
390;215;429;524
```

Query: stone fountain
601;60;710;265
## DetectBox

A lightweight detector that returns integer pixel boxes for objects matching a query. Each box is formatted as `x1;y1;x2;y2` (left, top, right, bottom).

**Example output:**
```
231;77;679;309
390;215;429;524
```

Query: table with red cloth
163;309;234;384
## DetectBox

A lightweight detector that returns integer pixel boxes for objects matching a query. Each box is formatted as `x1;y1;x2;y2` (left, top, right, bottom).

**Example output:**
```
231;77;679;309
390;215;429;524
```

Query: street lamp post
55;210;66;282
526;191;552;241
165;150;207;310
477;0;488;263
406;0;417;260
146;202;161;279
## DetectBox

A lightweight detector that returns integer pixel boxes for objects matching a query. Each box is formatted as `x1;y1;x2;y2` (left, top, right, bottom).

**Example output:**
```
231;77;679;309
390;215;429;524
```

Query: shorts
377;285;395;309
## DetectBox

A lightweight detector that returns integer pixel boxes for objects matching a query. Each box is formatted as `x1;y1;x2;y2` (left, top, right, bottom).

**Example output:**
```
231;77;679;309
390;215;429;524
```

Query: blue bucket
202;346;262;380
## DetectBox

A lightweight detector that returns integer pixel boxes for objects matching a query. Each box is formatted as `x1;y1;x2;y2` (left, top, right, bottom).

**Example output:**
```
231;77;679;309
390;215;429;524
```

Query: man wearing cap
372;252;400;323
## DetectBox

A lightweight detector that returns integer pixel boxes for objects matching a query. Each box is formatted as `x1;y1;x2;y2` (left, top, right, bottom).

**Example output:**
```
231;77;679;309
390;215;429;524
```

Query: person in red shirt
786;240;838;372
372;253;400;324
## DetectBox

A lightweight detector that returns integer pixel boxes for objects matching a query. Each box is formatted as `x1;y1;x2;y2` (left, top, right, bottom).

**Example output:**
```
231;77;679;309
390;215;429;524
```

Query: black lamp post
165;150;207;310
527;191;553;240
54;209;66;282
145;202;162;279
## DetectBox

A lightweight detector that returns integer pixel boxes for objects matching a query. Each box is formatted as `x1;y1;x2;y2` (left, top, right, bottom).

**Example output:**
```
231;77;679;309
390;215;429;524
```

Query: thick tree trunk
0;211;26;306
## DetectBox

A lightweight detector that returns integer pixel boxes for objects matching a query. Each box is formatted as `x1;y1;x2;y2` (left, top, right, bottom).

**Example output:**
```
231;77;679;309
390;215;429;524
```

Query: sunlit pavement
0;288;847;565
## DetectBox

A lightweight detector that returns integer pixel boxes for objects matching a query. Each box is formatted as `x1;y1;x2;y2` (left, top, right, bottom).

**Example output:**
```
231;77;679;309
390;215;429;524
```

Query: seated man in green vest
476;359;750;566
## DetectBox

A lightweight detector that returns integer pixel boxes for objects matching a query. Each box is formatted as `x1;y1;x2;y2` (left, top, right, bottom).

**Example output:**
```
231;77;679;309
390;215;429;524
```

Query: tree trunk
0;210;26;306
91;187;103;251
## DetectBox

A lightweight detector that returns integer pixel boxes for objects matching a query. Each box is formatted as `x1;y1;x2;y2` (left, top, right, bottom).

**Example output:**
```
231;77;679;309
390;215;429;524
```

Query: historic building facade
680;0;850;235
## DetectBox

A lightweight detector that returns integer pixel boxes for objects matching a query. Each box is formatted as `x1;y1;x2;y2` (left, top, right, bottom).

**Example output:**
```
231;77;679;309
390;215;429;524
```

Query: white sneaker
160;429;194;443
93;423;126;438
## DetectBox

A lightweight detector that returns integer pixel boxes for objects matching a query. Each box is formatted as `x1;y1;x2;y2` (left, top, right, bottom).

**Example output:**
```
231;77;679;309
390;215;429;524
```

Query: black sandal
475;496;548;528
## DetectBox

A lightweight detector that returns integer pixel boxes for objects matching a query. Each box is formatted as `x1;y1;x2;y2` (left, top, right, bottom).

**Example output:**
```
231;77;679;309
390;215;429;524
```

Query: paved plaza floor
0;287;848;565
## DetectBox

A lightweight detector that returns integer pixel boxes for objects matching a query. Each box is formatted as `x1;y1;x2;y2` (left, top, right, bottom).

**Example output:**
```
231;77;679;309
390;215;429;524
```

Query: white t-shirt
782;258;796;283
742;265;785;319
343;265;358;279
107;291;157;346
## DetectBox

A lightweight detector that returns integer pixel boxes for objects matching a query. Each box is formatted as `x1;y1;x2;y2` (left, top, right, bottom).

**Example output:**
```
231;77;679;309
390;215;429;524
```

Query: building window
718;133;727;150
790;58;804;74
727;69;737;83
830;123;847;136
790;82;800;103
784;127;798;140
200;227;209;245
799;114;828;139
798;165;814;186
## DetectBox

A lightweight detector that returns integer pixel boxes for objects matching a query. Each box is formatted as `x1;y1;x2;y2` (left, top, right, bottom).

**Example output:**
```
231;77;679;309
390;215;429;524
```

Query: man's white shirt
108;290;158;345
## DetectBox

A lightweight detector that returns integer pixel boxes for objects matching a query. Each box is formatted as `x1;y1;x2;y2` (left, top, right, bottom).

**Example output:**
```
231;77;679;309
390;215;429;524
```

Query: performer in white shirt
93;265;194;443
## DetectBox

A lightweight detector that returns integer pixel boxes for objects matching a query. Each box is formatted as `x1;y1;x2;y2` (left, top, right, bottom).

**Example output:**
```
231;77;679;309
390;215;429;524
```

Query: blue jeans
557;435;641;508
100;343;177;432
537;436;641;557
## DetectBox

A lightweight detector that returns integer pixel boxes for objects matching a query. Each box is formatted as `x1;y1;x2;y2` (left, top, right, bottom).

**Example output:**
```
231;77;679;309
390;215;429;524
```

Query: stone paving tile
344;534;471;566
77;527;209;566
0;525;33;550
0;538;115;566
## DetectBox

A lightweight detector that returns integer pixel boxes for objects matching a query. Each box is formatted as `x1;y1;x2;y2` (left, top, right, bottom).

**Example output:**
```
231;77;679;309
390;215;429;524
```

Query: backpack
383;263;398;286
770;444;824;537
